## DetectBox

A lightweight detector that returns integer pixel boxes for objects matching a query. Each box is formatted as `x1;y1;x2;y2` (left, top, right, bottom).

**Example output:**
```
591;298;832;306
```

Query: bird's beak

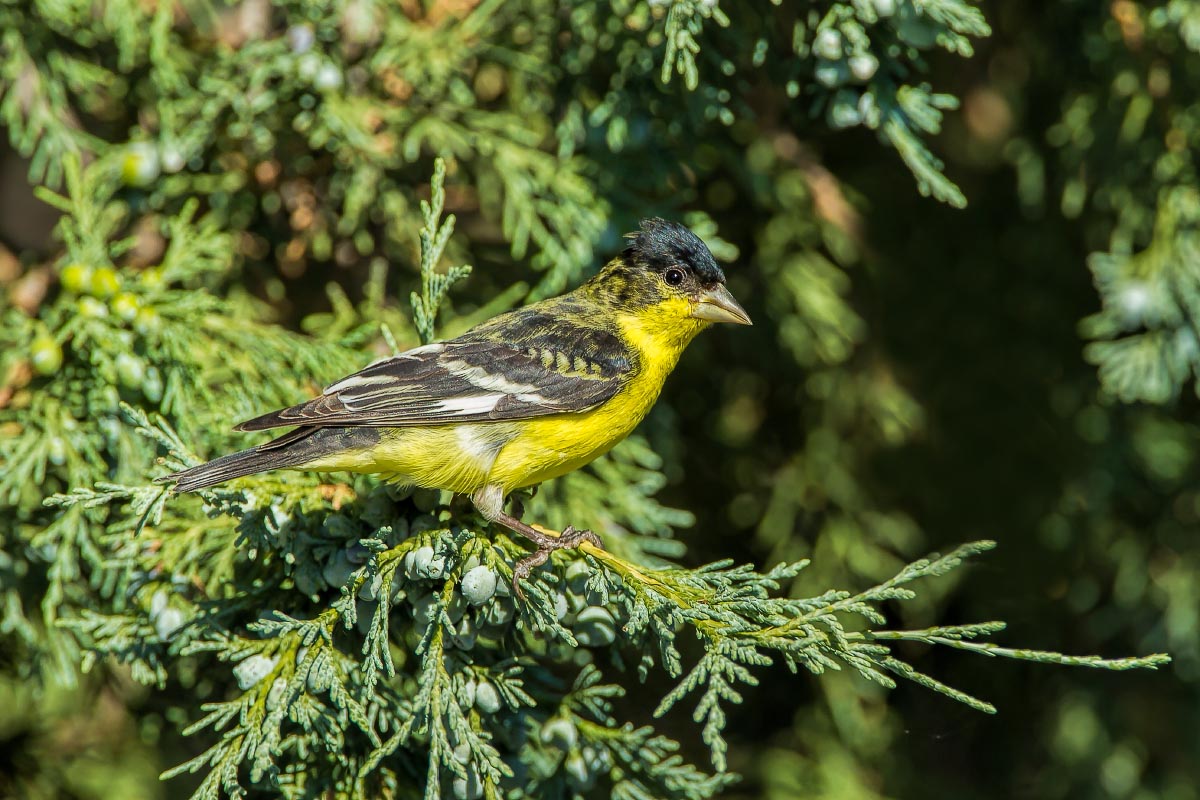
691;284;752;326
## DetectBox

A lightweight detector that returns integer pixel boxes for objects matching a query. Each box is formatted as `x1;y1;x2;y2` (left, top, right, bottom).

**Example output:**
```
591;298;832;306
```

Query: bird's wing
234;332;633;432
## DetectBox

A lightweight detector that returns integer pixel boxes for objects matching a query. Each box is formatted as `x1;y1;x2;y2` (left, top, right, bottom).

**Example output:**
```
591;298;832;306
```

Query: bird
160;218;751;592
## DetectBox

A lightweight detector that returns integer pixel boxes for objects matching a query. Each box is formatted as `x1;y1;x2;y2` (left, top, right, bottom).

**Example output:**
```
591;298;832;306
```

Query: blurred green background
2;1;1197;798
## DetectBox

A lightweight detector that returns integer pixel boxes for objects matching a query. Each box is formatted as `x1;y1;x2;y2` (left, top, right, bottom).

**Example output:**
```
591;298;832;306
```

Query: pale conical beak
691;283;752;325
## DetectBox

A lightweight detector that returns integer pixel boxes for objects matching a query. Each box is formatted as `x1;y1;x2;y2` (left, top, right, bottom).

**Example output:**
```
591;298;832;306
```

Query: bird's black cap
624;218;726;284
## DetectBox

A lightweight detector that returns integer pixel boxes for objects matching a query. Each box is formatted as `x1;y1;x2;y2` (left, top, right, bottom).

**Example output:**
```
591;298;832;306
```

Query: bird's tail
159;426;380;493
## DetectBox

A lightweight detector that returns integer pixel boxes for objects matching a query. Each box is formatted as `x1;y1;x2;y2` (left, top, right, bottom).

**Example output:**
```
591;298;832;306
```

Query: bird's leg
471;485;603;599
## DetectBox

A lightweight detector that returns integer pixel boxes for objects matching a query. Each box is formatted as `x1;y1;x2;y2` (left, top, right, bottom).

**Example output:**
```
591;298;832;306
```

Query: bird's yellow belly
486;412;627;491
487;363;669;491
307;424;515;495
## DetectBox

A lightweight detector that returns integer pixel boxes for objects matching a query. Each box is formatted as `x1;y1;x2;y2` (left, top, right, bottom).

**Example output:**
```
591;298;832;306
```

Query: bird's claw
511;550;550;601
558;525;603;550
511;525;604;601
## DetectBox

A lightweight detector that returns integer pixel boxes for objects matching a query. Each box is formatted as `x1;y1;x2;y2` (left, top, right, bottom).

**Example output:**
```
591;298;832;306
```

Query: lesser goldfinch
162;218;750;588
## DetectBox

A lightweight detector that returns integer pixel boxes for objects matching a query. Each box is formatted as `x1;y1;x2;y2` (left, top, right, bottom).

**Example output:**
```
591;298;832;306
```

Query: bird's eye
664;268;685;286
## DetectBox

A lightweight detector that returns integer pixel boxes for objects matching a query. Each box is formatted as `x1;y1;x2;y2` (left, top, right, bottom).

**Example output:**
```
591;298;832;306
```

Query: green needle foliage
1;2;1193;799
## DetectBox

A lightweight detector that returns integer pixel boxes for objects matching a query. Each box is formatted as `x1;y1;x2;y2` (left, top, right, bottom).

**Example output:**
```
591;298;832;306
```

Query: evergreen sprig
574;539;1169;770
410;158;472;344
660;0;731;91
1083;186;1200;403
651;0;990;207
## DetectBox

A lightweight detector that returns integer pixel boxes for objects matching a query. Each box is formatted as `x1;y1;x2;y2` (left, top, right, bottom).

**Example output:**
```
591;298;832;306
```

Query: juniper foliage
0;2;1191;799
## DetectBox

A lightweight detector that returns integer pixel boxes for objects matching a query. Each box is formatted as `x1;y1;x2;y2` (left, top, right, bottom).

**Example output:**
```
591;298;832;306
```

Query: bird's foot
512;525;603;600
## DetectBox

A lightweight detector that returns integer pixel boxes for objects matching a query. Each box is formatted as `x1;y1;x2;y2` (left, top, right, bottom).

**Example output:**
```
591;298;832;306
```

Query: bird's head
589;218;751;341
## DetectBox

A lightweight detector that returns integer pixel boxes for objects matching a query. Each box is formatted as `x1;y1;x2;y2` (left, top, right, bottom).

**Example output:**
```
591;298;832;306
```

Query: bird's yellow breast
487;299;705;491
486;359;668;490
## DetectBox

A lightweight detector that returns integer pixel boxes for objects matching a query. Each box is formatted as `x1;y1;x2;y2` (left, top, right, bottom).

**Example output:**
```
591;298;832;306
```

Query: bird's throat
614;298;708;372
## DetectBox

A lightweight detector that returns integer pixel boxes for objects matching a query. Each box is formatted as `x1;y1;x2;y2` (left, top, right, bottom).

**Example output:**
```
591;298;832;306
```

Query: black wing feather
235;325;633;432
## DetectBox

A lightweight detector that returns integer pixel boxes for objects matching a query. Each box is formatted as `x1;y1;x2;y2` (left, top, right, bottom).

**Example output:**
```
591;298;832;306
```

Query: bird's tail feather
159;426;380;493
